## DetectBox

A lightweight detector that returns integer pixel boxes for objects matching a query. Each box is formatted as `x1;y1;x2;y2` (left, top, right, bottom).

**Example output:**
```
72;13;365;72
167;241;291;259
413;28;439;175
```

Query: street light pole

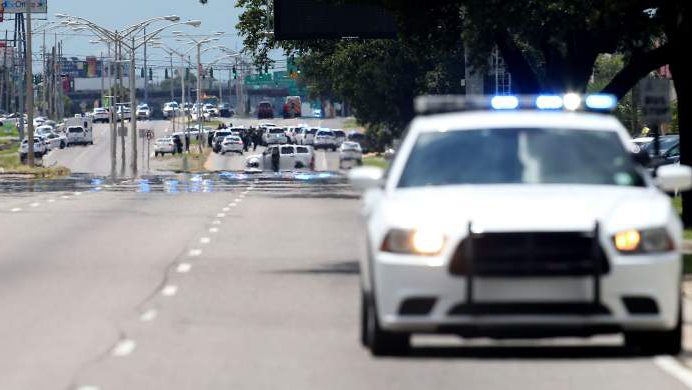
130;36;138;176
196;42;203;153
25;3;35;166
143;27;148;104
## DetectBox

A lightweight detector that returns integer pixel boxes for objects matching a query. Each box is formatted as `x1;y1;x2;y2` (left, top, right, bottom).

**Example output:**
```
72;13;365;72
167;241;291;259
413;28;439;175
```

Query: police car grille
449;232;609;277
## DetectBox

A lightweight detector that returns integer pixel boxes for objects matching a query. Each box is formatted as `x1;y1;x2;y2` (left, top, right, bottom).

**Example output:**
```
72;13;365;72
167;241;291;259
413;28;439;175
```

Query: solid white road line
112;339;137;357
654;356;692;389
200;237;211;244
139;309;158;322
188;249;203;257
161;285;178;297
176;263;192;273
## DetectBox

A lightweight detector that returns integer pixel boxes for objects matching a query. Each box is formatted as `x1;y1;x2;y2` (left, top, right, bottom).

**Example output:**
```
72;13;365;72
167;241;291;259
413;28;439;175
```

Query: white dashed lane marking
209;227;219;234
77;385;100;390
176;263;192;273
161;285;178;297
188;249;203;257
10;208;22;212
222;207;230;212
654;356;692;388
140;309;158;322
212;220;222;225
112;339;137;357
200;237;211;244
30;202;40;207
217;213;226;218
48;199;56;203
61;195;70;199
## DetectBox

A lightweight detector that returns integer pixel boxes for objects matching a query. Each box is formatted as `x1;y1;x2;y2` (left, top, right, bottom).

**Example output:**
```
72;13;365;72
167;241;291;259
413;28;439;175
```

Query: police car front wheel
361;290;410;356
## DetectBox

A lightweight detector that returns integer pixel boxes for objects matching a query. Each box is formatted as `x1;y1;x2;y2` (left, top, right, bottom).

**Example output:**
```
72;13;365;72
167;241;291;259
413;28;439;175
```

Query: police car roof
410;110;623;133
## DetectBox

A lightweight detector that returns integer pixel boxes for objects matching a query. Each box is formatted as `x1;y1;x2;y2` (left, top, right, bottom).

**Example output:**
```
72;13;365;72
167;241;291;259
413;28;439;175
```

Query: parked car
339;141;363;167
162;102;180;119
203;104;219;118
154;137;176;156
314;129;338;151
66;126;93;146
116;105;131;121
347;131;369;153
244;144;315;172
642;135;679;157
136;104;152;120
92;107;110;123
257;101;274;119
221;135;244;155
263;127;288;145
333;129;346;145
43;132;67;150
218;103;234;118
19;137;47;160
283;96;302;118
213;130;235;153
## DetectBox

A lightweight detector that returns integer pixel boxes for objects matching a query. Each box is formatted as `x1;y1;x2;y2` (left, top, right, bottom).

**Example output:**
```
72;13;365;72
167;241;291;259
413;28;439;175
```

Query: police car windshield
398;128;645;188
642;136;678;156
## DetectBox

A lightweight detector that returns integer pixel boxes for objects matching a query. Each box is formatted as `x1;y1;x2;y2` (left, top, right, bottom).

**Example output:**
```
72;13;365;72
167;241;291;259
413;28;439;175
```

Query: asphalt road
2;174;692;389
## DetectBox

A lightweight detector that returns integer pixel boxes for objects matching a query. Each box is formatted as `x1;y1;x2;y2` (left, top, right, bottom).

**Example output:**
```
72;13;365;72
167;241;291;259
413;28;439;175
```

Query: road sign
2;0;48;14
118;126;128;137
638;78;672;125
146;130;154;141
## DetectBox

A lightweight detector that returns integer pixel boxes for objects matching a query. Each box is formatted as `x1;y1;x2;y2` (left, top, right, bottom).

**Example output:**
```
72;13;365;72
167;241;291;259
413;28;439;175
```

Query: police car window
297;147;309;153
281;146;294;154
398;128;645;188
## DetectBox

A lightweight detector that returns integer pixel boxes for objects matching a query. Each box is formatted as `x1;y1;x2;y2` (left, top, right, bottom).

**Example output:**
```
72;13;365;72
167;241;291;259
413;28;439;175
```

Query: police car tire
362;290;410;356
625;299;682;355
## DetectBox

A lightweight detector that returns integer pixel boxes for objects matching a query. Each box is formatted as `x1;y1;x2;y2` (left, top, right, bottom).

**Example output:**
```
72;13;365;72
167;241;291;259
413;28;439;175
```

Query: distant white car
314;129;338;151
136;104;151;120
42;132;67;150
339;141;362;167
263;127;288;145
203;104;219;117
244;144;314;172
221;135;244;155
66;126;93;146
19;137;47;160
163;102;179;119
154;137;176;156
92;107;110;123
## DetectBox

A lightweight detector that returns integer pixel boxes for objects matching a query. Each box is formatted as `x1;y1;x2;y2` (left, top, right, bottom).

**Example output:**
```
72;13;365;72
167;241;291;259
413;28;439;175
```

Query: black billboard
274;0;397;40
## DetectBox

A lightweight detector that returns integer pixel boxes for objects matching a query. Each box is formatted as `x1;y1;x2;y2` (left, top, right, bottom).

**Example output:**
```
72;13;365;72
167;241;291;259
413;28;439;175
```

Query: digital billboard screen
274;0;397;40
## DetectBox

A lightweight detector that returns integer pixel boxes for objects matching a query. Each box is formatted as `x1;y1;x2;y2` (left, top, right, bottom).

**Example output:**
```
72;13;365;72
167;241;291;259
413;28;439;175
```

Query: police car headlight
613;227;674;254
381;229;446;256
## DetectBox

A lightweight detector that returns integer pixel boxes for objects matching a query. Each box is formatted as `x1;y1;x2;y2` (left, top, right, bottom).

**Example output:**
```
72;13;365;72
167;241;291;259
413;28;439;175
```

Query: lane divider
161;285;178;297
200;237;211;244
139;309;158;322
188;249;203;257
111;339;136;357
176;263;192;273
209;227;219;234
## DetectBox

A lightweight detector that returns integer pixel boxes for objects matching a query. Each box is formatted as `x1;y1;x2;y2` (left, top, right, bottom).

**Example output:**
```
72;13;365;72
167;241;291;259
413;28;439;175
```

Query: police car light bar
414;94;617;115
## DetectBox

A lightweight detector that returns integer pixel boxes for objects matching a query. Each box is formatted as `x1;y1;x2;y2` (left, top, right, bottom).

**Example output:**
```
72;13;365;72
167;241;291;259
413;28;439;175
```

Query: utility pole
143;27;148;104
130;36;138;176
25;4;35;166
196;42;202;153
169;53;174;102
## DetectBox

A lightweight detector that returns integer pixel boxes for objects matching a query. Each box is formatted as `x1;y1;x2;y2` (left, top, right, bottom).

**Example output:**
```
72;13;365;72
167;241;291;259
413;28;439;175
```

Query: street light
54;13;201;177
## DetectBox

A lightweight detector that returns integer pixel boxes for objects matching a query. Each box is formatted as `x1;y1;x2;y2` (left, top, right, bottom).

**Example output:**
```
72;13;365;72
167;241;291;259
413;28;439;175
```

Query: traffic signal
140;67;145;78
209;67;214;78
165;68;169;79
149;68;153;81
232;66;237;80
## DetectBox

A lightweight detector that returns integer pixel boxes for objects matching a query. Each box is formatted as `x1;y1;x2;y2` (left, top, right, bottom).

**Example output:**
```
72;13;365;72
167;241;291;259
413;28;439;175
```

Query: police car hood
379;185;672;234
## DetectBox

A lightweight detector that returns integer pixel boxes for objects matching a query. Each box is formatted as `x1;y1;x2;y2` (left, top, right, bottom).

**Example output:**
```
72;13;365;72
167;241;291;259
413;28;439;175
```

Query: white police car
350;94;692;356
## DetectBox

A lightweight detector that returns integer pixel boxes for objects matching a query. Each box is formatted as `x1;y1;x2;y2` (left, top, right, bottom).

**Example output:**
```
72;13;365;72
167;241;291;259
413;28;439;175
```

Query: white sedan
350;94;691;356
339;141;363;167
154;137;176;156
220;135;244;155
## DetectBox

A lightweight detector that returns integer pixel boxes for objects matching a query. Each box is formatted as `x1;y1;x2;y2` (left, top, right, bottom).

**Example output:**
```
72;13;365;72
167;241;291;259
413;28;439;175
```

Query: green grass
1;123;18;137
342;117;360;129
684;254;692;274
362;156;389;169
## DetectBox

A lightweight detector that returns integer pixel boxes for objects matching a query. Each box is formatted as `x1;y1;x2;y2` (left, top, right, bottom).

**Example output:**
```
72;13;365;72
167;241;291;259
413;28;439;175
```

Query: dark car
642;135;679;157
347;131;369;153
648;142;680;169
219;103;234;118
257;101;274;119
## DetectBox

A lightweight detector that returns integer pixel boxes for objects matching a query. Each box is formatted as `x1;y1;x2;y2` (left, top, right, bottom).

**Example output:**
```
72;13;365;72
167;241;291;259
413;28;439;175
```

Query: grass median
362;155;389;169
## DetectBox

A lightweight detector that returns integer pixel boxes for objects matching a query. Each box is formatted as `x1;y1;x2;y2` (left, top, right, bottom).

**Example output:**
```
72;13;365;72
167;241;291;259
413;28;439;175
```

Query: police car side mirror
349;167;384;191
656;165;692;192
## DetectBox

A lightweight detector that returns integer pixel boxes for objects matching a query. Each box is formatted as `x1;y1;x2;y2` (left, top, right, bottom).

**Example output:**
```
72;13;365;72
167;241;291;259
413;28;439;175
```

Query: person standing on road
253;128;261;152
271;146;280;173
174;135;182;154
185;133;190;153
243;131;250;152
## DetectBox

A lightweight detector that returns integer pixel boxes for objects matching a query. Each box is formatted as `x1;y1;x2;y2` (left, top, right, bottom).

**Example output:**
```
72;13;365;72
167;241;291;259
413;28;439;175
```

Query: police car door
280;146;295;170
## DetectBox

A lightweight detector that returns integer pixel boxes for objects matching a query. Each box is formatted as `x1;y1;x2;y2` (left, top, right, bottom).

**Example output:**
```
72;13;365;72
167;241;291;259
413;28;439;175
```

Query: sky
3;0;277;80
